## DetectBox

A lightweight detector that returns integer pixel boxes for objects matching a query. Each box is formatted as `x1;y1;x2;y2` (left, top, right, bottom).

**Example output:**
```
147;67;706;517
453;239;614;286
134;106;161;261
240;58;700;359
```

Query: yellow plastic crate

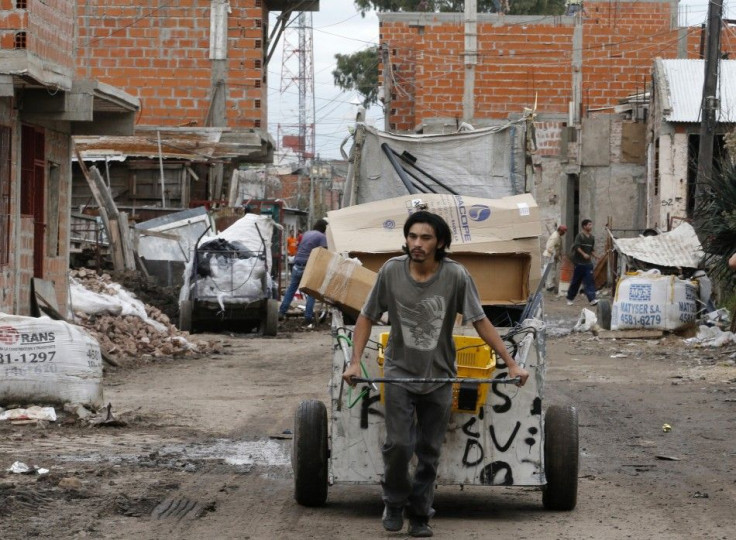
376;332;496;414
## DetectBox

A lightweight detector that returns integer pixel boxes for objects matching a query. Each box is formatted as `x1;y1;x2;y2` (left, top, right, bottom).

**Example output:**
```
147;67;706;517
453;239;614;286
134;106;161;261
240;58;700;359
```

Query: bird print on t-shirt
397;296;445;351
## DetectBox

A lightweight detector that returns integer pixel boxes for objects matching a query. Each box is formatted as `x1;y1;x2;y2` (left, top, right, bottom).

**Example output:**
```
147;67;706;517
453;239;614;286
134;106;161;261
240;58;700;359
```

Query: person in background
278;219;328;326
342;211;528;538
566;218;598;306
286;229;298;271
729;252;736;271
542;224;567;292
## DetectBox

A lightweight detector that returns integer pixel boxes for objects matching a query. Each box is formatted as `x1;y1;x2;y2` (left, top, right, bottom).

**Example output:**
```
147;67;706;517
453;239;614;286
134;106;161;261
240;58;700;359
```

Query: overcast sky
267;1;730;163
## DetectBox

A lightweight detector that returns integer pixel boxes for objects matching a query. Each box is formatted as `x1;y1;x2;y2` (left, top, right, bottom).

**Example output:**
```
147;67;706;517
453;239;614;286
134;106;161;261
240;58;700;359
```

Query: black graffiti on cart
490;421;522;453
459;373;543;483
479;461;514;485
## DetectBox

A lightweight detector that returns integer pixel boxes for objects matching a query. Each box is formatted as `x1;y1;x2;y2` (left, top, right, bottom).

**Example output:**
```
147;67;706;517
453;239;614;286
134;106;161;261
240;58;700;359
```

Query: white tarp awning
356;123;521;204
612;223;704;268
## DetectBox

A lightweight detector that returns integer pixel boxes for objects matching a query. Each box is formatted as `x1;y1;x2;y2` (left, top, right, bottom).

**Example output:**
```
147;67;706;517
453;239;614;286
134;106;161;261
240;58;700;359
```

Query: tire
292;399;328;506
542;404;579;511
262;299;279;336
179;300;193;332
597;299;612;331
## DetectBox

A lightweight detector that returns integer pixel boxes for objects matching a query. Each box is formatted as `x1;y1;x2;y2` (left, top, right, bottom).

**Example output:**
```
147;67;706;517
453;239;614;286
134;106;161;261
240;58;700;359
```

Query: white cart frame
292;309;578;511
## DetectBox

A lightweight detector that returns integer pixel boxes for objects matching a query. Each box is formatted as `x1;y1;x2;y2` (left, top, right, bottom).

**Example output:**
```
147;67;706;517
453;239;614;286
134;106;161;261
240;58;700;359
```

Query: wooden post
117;212;136;271
74;148;123;270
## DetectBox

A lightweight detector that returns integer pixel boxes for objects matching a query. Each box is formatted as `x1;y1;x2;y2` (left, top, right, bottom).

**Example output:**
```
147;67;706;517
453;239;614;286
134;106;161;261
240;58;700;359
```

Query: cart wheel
293;399;328;506
542;404;579;511
179;300;193;332
262;299;279;336
597;299;612;331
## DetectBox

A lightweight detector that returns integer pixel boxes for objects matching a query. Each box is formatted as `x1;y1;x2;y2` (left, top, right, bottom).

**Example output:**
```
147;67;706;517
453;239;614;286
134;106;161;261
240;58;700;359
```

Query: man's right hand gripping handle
342;361;362;387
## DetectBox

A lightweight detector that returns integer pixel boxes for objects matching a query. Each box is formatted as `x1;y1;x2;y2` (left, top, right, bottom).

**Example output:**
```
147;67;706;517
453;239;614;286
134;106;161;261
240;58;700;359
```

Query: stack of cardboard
325;193;541;306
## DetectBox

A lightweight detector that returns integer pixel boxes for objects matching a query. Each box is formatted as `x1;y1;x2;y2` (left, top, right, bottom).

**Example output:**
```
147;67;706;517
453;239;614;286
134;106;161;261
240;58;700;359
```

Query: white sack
573;308;598;333
69;277;166;332
611;270;698;331
0;314;103;406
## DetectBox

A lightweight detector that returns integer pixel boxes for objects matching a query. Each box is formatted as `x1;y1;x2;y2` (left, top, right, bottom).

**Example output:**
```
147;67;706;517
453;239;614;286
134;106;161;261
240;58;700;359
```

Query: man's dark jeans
382;383;452;520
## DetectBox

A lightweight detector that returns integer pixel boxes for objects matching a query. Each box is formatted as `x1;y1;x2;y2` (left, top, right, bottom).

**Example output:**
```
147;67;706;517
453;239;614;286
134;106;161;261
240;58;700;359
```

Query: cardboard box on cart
326;193;542;304
298;247;377;318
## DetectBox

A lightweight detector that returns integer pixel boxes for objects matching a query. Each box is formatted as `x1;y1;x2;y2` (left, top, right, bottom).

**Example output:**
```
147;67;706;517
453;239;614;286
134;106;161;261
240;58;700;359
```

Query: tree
332;46;380;108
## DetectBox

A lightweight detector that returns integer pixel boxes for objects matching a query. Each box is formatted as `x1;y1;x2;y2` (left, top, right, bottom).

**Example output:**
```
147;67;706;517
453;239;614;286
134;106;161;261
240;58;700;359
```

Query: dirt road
1;294;735;539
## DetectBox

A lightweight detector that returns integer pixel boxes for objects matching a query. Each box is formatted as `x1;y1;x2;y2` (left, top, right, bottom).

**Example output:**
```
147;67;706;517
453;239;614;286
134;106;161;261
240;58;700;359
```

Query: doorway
20;125;45;278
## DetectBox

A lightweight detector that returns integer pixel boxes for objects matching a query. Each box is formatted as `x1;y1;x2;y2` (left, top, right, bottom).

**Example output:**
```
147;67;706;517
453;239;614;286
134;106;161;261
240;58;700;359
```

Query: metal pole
308;161;314;226
381;43;391;131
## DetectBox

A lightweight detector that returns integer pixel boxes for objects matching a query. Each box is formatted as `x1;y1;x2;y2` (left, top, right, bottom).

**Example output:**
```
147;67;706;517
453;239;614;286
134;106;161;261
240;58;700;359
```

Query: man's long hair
313;219;328;233
402;211;452;261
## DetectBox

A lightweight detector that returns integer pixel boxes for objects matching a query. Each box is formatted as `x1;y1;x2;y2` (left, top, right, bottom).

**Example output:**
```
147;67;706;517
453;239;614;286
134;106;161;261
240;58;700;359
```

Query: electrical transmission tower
279;11;315;167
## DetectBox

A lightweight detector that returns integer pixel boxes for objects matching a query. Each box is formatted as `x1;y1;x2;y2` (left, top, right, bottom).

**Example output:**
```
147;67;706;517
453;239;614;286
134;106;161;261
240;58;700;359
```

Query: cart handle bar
351;376;521;385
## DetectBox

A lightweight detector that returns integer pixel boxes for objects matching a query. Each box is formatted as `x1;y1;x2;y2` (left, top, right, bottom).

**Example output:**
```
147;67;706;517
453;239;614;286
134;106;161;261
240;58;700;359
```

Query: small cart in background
178;214;279;335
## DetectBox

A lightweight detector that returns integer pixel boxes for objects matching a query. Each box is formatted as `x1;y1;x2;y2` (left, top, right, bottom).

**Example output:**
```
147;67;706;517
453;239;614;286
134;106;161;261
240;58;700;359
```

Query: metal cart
179;244;279;336
292;304;579;511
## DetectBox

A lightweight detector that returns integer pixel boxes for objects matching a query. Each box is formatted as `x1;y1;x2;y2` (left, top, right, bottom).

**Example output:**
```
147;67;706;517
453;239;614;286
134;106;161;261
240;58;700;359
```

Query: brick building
71;1;323;213
377;3;736;250
0;0;137;315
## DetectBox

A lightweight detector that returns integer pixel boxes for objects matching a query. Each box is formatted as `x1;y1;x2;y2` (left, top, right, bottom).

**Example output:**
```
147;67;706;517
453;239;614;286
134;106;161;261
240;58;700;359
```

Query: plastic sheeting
180;213;276;306
356;124;519;204
69;277;167;333
613;223;704;268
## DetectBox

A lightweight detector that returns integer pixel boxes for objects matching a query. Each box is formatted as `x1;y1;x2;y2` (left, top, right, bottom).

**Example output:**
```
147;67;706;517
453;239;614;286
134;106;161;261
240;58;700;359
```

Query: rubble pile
70;269;221;362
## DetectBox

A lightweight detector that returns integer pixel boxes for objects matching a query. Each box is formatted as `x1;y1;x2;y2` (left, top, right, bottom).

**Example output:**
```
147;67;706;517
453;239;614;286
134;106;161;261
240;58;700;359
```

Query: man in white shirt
542;224;567;292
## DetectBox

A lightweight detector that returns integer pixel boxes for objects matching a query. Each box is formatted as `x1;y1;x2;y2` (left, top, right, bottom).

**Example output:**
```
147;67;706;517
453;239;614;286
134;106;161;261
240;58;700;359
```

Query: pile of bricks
70;269;221;362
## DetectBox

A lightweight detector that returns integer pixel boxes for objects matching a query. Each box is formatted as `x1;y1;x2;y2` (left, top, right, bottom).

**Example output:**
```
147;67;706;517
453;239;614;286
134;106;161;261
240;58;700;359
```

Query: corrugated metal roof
661;59;736;123
612;222;703;268
73;127;271;162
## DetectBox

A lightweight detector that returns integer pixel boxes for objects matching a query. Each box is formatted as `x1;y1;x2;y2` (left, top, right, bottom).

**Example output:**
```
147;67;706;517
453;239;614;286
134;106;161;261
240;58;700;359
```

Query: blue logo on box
383;219;396;229
629;284;651;301
468;205;491;221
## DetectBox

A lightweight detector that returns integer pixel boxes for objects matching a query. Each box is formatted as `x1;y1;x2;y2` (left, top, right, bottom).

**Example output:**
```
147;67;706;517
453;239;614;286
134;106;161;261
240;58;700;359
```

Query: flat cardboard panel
621;122;646;164
352;251;531;305
299;248;377;317
327;193;540;255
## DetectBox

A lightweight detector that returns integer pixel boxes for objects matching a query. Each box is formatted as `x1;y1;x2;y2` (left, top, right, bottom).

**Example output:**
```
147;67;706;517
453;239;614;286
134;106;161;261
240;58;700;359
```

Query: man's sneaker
408;517;433;537
278;313;285;322
590;299;599;306
566;299;574;306
382;504;404;532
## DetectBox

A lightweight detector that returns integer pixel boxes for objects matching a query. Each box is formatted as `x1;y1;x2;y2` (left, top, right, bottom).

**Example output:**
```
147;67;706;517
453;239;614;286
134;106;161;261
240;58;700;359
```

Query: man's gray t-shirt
361;255;486;394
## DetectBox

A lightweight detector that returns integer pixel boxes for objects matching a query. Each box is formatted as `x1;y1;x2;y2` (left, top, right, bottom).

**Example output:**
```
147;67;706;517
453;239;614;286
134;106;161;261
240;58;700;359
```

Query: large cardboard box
355;250;533;305
327;194;542;303
327;193;540;252
298;247;377;317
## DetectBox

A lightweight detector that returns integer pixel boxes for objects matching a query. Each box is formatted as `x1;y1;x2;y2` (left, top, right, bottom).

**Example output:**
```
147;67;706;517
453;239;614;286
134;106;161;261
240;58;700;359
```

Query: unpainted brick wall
380;2;736;131
77;1;268;129
0;0;74;70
